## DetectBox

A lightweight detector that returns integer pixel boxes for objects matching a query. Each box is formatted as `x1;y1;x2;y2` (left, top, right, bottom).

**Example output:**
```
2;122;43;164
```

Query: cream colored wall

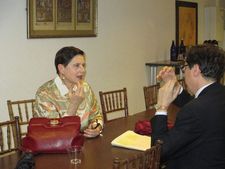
0;0;206;121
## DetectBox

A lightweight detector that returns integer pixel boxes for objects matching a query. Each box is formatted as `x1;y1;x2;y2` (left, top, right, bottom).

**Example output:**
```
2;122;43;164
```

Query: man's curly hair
186;45;225;82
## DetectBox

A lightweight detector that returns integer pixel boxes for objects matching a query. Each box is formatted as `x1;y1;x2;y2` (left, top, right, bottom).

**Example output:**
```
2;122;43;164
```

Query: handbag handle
57;110;62;118
49;119;62;126
47;111;63;126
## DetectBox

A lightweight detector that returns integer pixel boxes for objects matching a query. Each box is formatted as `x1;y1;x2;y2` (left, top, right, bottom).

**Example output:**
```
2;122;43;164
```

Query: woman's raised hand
67;81;85;116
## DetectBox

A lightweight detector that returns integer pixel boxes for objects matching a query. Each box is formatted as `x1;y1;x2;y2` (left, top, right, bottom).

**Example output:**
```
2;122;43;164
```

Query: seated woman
34;46;103;138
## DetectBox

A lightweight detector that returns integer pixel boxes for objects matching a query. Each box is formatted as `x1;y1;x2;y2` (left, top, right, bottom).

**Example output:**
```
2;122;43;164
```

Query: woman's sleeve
87;86;104;127
34;90;59;118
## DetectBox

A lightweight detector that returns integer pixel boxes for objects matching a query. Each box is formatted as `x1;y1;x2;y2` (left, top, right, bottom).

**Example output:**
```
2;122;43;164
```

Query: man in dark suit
151;45;225;169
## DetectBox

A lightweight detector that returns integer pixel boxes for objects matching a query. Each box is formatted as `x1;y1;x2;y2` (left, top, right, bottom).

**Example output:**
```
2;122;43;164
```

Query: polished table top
0;107;178;169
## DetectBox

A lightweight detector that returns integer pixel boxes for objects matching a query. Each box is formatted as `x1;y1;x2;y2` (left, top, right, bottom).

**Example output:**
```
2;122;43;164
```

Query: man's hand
157;79;181;110
157;66;177;83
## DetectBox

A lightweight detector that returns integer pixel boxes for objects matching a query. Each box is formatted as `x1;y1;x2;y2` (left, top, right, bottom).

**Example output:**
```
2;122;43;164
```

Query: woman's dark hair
55;46;85;74
211;40;218;46
203;40;209;44
186;45;225;81
203;39;218;46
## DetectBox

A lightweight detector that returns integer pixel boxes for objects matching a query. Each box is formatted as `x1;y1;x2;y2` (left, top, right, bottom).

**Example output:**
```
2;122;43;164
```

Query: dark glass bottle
170;40;177;61
178;39;186;60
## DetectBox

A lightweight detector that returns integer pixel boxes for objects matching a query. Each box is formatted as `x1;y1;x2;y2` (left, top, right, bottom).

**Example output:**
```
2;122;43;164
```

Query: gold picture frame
27;0;97;38
176;1;198;47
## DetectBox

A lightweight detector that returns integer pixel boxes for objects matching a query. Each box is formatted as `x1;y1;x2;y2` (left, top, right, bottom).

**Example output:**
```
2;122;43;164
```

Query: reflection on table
0;106;178;169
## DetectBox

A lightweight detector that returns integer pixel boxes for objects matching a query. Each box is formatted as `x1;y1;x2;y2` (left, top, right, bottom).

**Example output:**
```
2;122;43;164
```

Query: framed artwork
176;1;198;47
27;0;97;38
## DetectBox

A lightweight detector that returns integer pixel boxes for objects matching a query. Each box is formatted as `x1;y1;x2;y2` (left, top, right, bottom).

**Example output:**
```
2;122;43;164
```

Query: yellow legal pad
111;130;151;151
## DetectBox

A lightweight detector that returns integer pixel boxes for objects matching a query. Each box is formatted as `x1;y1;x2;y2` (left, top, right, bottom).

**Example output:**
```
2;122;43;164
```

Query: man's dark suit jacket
151;82;225;169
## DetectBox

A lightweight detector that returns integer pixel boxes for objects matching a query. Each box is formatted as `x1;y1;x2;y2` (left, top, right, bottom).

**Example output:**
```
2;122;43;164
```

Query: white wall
0;0;207;121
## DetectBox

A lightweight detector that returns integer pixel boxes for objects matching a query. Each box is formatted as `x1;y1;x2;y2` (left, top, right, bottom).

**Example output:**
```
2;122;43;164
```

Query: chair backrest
0;116;21;155
113;140;162;169
143;84;160;110
99;88;128;122
7;99;35;137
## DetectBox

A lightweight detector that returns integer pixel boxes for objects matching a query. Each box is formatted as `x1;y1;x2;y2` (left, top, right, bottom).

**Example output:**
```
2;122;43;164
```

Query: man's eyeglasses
180;64;189;73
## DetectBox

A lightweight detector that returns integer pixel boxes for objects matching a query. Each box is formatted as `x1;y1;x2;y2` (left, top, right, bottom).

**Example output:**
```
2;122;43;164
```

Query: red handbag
21;116;84;153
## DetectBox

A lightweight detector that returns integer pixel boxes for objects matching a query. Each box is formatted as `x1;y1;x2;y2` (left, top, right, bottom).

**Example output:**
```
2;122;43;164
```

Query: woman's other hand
83;121;102;138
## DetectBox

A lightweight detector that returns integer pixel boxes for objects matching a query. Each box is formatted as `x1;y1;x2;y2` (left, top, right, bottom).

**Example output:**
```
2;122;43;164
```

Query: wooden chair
113;140;163;169
0;116;21;155
143;83;160;110
7;99;35;137
99;88;128;122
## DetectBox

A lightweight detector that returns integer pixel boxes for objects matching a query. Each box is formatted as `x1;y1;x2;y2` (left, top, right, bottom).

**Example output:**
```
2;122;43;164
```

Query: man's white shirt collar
54;76;69;96
195;82;214;98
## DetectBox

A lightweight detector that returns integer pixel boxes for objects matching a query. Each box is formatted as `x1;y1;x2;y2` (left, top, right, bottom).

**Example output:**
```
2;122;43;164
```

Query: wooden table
0;107;178;169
